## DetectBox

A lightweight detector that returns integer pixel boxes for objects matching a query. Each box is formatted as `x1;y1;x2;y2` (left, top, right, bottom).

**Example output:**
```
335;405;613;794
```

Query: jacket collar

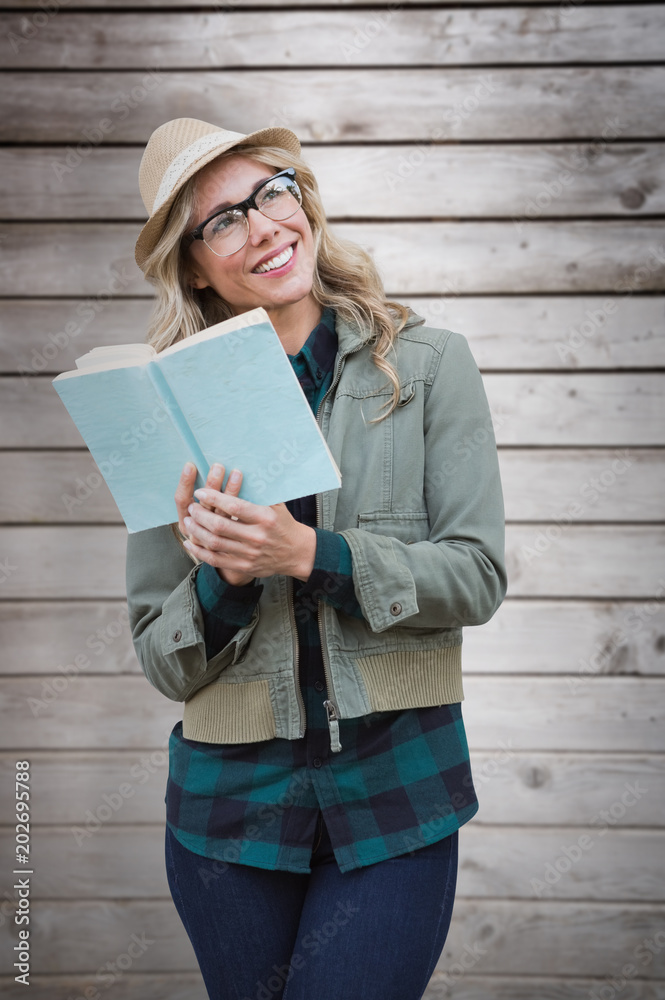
334;305;426;357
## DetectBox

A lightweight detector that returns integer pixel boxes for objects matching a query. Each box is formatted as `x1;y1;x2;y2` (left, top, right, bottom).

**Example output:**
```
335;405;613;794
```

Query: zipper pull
323;700;342;753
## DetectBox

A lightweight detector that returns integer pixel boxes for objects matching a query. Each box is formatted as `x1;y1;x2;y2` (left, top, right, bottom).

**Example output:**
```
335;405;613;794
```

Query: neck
263;297;323;356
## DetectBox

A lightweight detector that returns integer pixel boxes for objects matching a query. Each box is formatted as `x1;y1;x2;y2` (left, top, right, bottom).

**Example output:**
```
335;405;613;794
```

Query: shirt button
314;680;324;692
172;630;182;641
316;368;323;379
390;602;402;616
313;757;323;768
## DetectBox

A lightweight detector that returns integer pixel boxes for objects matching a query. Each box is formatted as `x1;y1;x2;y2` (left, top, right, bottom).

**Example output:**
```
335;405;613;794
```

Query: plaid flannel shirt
165;306;479;873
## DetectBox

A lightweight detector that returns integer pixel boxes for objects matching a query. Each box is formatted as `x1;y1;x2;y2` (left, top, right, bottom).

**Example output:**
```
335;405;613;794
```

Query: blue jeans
165;810;458;1000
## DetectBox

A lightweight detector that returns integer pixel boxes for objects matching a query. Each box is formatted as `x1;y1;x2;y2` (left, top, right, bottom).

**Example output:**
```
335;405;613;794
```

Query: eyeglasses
182;168;303;258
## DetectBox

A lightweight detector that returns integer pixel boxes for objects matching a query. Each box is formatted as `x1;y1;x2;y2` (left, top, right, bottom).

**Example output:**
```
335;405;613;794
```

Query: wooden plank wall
0;2;664;997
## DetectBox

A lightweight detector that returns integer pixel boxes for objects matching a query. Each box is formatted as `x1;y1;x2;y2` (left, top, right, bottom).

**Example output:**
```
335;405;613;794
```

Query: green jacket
125;308;507;753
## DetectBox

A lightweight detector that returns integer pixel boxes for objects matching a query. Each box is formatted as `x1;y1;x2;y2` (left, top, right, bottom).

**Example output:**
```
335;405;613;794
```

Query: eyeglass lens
202;175;302;256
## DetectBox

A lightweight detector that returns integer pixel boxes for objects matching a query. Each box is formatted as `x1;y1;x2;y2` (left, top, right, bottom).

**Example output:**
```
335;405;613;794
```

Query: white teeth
252;244;294;273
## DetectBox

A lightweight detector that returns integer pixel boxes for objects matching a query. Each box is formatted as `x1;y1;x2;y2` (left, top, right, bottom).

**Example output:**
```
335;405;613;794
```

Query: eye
261;184;283;201
207;210;243;236
210;214;233;233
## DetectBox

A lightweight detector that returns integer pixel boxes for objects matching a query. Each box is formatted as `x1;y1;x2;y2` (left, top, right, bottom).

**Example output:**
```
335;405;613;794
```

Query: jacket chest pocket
329;377;426;522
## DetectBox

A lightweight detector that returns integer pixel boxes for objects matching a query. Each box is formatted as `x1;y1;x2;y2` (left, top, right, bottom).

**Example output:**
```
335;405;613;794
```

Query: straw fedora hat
134;117;301;271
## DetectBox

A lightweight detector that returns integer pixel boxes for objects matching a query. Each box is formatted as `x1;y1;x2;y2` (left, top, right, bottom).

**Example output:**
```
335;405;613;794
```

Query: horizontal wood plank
1;68;663;143
4;142;665;220
3;7;663;68
0;974;663;1000
2;448;662;523
465;752;665;829
0;600;140;674
1;675;663;751
1;222;665;297
486;374;664;446
0;897;662;977
2;295;663;373
0;675;183;749
503;525;665;598
1;596;663;678
0;525;664;599
0;823;661;901
3;372;663;448
398;295;665;371
2;749;663;827
464;597;665;678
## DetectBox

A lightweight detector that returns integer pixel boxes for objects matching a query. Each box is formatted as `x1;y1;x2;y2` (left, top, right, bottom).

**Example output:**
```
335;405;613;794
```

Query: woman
126;117;507;1000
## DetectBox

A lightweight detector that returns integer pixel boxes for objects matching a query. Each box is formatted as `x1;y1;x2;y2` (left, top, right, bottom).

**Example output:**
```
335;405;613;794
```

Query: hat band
152;129;246;213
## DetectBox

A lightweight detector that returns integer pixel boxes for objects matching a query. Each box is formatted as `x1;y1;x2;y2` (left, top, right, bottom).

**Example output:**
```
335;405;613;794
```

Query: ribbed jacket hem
355;645;464;710
182;678;276;744
181;647;464;743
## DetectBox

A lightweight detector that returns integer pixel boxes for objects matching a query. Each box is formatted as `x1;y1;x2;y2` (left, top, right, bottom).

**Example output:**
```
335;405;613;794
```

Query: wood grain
1;68;663;143
1;4;663;995
1;749;663;826
3;7;663;68
1;674;664;751
0;897;662;977
2;296;663;373
1;221;664;296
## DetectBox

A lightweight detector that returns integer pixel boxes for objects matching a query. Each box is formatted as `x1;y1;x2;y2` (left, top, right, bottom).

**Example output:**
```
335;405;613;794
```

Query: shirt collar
287;306;338;386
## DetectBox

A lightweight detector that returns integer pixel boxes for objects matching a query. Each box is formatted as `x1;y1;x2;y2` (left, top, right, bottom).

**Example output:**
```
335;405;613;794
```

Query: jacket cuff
195;560;261;612
295;527;364;619
195;561;264;660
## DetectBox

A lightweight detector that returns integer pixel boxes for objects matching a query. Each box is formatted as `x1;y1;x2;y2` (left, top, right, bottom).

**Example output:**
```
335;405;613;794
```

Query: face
184;154;318;317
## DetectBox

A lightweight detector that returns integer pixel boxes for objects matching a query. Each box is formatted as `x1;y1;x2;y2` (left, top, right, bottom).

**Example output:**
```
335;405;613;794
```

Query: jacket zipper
288;578;306;739
314;339;365;753
317;489;341;752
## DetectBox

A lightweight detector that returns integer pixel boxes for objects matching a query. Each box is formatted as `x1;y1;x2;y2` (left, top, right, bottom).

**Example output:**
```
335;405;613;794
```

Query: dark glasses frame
182;167;299;250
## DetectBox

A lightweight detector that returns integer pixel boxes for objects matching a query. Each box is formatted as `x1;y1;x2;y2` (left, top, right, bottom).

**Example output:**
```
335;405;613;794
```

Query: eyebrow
205;173;276;216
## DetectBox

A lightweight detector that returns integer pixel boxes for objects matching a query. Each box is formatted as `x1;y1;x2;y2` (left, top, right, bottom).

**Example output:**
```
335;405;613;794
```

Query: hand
175;462;254;586
175;462;317;585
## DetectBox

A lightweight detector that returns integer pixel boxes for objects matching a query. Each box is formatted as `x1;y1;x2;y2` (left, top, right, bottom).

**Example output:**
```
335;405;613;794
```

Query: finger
200;463;225;514
183;510;246;553
205;462;225;491
223;469;243;520
193;487;262;523
182;534;247;578
175;462;198;534
185;501;249;544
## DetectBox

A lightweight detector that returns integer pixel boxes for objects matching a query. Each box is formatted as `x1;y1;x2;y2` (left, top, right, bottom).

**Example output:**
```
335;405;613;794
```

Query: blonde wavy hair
140;142;414;554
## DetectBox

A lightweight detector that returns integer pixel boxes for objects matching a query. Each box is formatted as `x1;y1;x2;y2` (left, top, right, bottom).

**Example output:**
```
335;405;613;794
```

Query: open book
52;307;342;533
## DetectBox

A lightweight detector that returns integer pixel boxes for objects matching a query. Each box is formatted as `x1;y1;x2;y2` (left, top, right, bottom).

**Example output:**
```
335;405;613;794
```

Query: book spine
146;362;209;485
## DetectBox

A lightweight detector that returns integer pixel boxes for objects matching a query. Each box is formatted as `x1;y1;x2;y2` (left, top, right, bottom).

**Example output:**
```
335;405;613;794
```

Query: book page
52;363;205;532
54;306;270;379
159;306;271;357
54;343;157;378
156;314;342;506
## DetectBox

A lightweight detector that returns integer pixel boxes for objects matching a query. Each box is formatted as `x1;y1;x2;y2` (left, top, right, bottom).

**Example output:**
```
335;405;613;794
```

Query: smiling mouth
251;243;296;274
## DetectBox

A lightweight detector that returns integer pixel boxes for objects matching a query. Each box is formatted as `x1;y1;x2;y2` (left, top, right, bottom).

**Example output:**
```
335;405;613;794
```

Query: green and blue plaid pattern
165;306;479;872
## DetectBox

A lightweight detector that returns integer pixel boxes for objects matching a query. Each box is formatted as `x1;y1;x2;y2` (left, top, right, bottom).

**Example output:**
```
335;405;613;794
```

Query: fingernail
212;463;223;476
184;462;195;474
229;470;241;484
194;489;208;500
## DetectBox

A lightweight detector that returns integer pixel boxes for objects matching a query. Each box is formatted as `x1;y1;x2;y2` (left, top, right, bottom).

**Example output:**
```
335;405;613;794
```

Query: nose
246;206;280;244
